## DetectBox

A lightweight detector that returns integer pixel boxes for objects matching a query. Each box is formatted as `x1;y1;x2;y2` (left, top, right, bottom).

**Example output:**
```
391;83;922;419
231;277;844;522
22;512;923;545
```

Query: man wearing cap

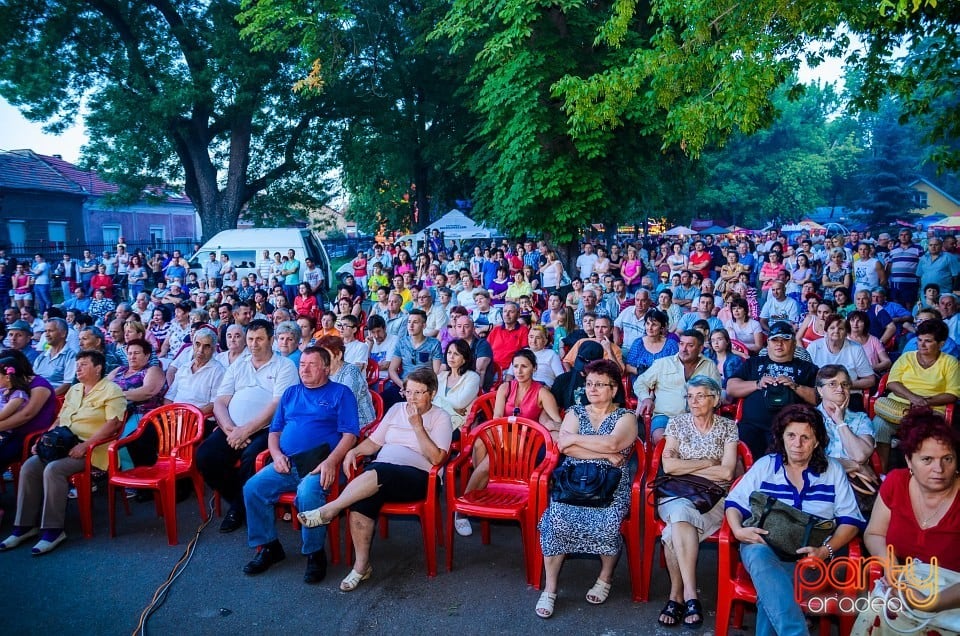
551;340;627;410
563;315;623;371
634;329;721;445
7;320;39;364
727;321;819;459
471;289;502;337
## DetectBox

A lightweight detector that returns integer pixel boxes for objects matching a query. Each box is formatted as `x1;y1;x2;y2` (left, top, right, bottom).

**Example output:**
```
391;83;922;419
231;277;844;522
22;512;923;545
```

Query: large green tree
239;0;478;236
0;0;339;240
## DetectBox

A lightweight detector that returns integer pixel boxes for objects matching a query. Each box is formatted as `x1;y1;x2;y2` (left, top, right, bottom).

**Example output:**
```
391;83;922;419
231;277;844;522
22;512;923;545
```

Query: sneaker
454;514;473;537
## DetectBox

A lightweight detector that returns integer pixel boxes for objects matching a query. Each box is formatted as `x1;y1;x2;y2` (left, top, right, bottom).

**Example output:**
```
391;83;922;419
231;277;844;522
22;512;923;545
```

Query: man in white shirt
760;281;800;331
576;243;599;280
196;319;299;533
165;328;226;417
203;252;223;287
416;288;448;338
258;250;274;284
365;314;398;381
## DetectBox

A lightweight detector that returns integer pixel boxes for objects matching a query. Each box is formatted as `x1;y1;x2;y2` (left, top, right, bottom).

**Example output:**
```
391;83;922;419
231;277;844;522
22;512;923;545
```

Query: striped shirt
725;453;865;530
887;244;923;284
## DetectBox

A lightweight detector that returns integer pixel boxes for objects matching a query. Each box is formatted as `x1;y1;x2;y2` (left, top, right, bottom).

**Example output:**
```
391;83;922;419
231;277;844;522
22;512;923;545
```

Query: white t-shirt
760;296;800;323
167;358;227;408
369;335;398;379
344;340;368;368
576;253;599;279
216;353;298;426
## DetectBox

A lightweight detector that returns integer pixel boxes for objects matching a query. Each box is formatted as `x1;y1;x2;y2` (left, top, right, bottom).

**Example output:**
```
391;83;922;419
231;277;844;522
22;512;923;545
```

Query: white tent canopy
399;209;499;243
663;225;694;236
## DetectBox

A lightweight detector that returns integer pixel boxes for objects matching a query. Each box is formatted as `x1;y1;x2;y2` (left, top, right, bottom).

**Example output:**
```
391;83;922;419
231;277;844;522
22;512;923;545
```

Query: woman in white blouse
527;326;564;387
433;339;481;431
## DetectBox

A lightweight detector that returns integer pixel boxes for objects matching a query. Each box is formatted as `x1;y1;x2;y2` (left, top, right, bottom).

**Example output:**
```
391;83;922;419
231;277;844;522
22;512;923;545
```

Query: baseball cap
573;340;605;372
8;320;32;334
768;321;796;340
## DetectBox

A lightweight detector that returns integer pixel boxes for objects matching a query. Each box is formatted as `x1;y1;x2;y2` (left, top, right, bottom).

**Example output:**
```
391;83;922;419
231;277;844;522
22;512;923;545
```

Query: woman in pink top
621;246;642;293
453;349;563;537
298;368;452;591
758;251;786;292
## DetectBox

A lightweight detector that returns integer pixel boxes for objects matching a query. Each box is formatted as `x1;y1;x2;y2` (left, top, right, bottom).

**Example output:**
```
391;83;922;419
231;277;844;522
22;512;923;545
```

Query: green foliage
0;0;338;240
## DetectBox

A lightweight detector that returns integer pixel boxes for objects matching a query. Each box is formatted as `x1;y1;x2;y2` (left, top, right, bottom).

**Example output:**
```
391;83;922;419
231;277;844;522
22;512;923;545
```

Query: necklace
915;483;955;529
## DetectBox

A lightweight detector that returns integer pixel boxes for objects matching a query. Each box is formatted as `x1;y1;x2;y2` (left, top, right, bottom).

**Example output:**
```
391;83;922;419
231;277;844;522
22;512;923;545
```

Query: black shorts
349;462;429;519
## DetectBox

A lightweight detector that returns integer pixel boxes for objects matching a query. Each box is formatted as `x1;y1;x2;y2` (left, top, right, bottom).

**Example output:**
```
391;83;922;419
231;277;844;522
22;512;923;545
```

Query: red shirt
90;274;114;297
486;324;530;371
880;468;960;571
689;250;712;274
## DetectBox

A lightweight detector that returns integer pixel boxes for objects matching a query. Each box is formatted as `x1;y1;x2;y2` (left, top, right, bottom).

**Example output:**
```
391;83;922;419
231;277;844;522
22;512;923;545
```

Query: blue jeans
34;283;51;313
740;542;807;636
244;463;328;555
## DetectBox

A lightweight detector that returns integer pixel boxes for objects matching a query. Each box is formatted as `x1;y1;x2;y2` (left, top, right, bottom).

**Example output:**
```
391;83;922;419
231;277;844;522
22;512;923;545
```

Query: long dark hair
770;404;829;474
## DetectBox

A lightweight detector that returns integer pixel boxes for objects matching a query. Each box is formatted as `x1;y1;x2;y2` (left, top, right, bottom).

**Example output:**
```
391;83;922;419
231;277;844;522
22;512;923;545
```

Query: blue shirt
902;334;960;358
393;336;442;379
675;312;723;333
482;260;499;289
726;454;865;530
271;382;359;456
917;252;960;294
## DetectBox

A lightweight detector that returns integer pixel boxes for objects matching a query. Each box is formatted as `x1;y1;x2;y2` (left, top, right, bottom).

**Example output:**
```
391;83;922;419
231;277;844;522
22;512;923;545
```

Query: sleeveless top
541;262;560;288
505;380;545;421
13;273;30;294
801;322;824;348
113;366;166;415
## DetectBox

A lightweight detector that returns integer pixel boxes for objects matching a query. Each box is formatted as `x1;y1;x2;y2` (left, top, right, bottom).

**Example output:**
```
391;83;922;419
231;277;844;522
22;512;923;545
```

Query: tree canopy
0;0;337;240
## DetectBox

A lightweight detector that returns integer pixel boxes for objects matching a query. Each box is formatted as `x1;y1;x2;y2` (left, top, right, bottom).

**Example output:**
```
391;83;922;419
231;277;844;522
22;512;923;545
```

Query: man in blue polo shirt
242;346;359;584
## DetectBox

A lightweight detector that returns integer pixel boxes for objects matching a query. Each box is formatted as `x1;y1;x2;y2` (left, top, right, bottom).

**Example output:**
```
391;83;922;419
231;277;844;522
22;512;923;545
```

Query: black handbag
36;426;81;464
762;384;794;409
651;468;728;513
288;443;331;477
743;492;837;561
550;460;621;508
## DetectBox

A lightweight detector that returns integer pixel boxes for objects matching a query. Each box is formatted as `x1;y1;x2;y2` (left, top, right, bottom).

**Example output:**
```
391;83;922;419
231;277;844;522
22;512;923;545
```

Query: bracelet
822;540;834;562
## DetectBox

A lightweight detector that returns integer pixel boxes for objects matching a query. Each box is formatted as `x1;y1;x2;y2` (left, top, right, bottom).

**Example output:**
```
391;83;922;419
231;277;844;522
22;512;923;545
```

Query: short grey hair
189;308;208;323
193;327;217;345
687;375;721;396
46;317;68;334
226;323;245;335
275;320;302;340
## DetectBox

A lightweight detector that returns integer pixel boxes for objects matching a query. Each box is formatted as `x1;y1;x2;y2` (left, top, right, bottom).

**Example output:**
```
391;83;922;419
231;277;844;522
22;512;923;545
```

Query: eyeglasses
404;389;431;397
685;393;717;402
820;381;851;390
585;381;616;389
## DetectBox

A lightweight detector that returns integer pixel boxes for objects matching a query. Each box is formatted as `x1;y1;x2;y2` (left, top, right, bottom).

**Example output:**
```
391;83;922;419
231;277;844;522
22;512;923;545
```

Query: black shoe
303;549;327;584
219;507;245;534
243;540;285;575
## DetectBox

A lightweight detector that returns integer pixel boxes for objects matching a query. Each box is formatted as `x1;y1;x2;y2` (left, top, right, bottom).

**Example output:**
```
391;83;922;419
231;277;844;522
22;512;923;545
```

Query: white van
188;228;333;288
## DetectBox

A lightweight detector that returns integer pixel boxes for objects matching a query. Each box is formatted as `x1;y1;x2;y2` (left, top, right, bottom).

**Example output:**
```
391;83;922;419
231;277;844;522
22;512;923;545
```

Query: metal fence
4;239;197;261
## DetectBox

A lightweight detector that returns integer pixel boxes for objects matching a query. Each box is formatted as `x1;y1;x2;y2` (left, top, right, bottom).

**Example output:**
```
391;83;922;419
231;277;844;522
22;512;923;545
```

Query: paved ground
0;485;742;635
0;322;782;636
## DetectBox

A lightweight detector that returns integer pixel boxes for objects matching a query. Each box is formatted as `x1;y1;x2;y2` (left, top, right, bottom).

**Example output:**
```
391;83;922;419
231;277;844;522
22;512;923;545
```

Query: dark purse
762;384;794;409
743;492;837;561
36;426;82;464
288;443;331;477
651;467;728;513
550;460;621;508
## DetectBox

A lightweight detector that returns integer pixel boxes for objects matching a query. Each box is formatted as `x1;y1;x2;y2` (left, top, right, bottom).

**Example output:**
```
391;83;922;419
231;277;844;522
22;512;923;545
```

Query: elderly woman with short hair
1;350;125;554
275;321;302;367
656;375;739;628
216;323;248;367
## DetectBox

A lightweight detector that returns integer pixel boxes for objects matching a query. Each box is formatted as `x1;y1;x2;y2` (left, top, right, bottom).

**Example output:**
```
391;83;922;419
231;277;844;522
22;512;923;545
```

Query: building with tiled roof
0;149;197;254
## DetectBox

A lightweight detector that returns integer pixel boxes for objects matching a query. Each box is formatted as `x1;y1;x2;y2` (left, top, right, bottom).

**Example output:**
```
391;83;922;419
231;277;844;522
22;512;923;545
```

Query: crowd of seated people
0;229;958;629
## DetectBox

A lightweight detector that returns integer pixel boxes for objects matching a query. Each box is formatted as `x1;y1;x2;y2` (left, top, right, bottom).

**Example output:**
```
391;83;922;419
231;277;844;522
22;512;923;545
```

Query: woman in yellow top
1;350;125;555
872;319;960;470
505;270;533;302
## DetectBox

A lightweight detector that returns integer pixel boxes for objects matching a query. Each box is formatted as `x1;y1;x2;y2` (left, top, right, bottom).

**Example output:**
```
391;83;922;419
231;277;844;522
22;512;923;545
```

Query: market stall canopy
699;225;731;235
932;215;960;229
663;225;695;236
398;209;499;243
798;219;826;230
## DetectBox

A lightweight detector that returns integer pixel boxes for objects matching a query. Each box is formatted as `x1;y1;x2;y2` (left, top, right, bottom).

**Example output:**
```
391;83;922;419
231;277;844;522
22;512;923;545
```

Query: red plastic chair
444;416;559;588
639;438;754;601
619;438;648;602
106;404;207;545
730;339;750;357
365;357;380;387
716;518;862;635
358;392;385;440
344;459;447;577
622;374;638;410
867;373;954;423
70;429;123;539
460;391;497;439
252;450;343;565
489;361;504;390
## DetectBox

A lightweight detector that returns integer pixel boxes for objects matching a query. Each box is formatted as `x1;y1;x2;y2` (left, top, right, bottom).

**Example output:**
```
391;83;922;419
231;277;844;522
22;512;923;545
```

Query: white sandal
0;527;38;551
535;592;557;618
31;531;67;555
297;508;331;528
586;578;611;604
339;566;372;592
